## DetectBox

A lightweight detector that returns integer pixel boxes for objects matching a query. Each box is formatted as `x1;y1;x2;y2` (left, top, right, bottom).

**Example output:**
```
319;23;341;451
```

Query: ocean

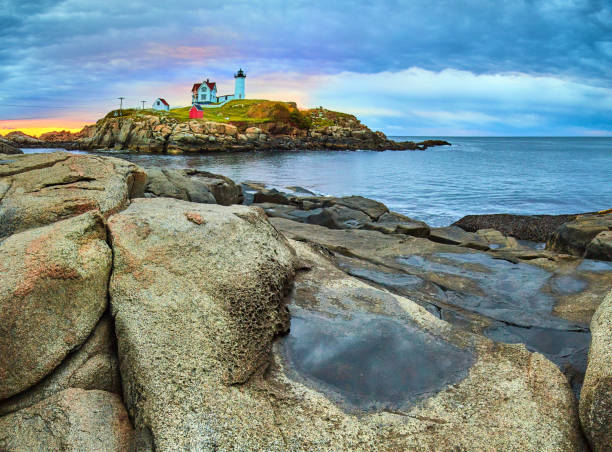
24;136;612;227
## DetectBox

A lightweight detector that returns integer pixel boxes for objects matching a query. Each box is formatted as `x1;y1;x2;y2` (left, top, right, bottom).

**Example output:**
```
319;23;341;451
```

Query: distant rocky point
2;100;450;153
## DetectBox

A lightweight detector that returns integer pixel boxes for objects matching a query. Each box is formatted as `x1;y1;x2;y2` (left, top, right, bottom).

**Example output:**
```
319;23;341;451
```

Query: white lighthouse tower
234;68;246;100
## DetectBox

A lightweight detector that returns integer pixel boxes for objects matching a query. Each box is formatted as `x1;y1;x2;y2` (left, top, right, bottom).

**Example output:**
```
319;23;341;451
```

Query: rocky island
0;151;610;451
1;100;450;153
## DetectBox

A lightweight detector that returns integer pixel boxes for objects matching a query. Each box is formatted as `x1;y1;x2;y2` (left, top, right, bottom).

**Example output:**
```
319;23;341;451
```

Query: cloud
0;0;610;135
308;68;612;135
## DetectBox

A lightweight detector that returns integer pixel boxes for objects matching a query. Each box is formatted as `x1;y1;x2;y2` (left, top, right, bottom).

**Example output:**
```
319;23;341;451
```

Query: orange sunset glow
0;118;93;138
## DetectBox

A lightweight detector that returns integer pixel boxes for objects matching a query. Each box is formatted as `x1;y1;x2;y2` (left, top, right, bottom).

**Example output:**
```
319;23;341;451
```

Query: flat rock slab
0;389;133;451
0;212;111;399
261;241;584;451
107;198;296;449
271;217;612;395
429;226;490;250
0;152;146;238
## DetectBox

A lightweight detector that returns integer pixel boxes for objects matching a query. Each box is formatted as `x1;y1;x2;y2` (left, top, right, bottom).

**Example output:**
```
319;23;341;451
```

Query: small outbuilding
189;104;204;119
152;98;170;111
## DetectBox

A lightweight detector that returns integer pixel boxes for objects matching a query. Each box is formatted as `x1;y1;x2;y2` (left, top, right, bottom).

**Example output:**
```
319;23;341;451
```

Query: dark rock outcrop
0;137;22;155
144;167;243;205
250;189;432;239
453;213;583;242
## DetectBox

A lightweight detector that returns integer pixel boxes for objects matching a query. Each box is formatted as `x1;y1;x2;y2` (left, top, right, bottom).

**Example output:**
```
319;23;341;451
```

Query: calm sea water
24;137;612;227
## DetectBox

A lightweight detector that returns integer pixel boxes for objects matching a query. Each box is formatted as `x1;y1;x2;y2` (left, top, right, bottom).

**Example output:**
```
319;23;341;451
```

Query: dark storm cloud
0;0;610;133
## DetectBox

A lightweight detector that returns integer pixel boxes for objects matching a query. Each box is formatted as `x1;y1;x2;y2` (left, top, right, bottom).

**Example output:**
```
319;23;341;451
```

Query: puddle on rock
339;264;424;290
485;324;591;397
282;312;475;412
396;252;580;329
550;275;587;295
578;259;612;272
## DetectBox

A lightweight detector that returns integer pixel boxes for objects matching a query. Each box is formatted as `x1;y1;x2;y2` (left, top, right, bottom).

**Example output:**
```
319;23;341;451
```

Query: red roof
191;83;202;93
205;81;216;91
158;98;169;106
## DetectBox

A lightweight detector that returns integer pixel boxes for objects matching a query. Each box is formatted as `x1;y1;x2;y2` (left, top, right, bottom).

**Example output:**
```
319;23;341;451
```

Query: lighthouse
234;68;246;100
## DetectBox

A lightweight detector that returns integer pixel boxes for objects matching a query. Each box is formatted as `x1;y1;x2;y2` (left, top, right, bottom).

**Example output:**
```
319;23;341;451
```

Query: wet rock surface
271;217;612;395
284;313;475;412
580;291;612;452
267;241;584;450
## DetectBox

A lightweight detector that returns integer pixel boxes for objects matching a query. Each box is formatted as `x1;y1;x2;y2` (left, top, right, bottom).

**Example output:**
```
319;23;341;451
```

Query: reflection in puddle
396;252;580;329
283;313;475;412
338;264;423;290
485;325;591;397
550;275;587;295
578;259;612;272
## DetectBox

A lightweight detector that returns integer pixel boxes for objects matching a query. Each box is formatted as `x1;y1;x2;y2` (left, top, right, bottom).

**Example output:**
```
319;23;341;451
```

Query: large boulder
0;212;111;399
333;195;389;220
0;138;22;154
0;314;120;416
0;152;146;238
580;291;612;451
107;198;296;449
0;388;133;451
144;168;243;205
144;167;216;203
547;211;612;258
585;230;612;261
183;168;243;205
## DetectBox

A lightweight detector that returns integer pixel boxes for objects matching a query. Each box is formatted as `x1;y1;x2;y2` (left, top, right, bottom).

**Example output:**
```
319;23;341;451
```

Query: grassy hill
104;99;360;131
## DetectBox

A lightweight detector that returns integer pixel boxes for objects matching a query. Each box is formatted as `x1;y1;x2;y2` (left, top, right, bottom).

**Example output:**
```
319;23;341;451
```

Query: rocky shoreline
1;109;451;153
0;151;610;451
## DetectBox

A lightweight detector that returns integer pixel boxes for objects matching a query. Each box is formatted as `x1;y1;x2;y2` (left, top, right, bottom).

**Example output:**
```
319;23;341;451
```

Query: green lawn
103;99;357;130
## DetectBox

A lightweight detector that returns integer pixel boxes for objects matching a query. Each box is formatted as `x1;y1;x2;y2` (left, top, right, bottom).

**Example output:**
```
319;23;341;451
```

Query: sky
0;0;611;136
